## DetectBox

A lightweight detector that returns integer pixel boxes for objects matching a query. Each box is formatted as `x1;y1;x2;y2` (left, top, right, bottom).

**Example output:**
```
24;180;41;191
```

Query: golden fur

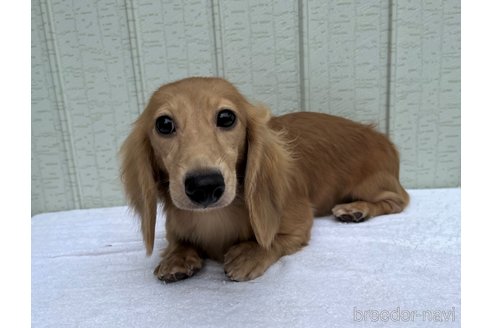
120;77;409;282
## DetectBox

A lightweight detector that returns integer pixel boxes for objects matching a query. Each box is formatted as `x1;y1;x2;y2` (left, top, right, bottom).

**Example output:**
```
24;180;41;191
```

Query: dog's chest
171;205;253;261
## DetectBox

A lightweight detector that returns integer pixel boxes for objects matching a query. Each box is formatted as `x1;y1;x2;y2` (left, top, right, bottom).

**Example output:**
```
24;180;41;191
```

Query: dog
120;77;409;282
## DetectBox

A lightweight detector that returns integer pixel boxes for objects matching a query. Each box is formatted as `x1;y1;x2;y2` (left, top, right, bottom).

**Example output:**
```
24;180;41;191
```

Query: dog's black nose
184;171;225;207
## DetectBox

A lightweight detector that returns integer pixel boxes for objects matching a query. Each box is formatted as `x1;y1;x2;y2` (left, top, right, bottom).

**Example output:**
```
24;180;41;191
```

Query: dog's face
144;78;248;211
122;77;292;254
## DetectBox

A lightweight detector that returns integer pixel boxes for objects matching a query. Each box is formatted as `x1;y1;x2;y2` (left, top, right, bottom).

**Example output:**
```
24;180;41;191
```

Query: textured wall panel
131;0;216;104
31;0;461;214
214;0;301;114
43;0;139;210
302;0;389;131
389;0;460;188
32;1;77;215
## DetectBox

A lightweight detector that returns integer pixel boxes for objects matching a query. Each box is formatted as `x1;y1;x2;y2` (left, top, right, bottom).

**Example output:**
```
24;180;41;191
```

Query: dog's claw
158;271;190;283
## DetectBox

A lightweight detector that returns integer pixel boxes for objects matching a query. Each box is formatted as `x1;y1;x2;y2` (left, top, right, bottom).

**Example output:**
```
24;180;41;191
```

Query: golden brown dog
120;77;409;282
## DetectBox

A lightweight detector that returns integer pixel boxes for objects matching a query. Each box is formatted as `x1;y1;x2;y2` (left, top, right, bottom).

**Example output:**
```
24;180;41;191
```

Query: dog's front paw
154;249;203;283
224;242;273;282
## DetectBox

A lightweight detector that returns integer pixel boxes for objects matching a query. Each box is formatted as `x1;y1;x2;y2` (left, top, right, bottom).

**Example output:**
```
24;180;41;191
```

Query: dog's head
121;77;292;254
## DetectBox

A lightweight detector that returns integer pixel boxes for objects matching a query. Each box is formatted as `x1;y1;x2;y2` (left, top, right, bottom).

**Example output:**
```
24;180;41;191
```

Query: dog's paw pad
332;202;370;223
337;214;354;222
353;212;364;220
336;212;366;223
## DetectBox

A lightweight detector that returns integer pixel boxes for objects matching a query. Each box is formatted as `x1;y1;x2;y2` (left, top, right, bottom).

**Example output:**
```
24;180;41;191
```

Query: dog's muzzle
184;171;225;207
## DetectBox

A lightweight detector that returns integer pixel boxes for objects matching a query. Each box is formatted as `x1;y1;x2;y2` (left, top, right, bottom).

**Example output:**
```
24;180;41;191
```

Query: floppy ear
245;105;293;249
120;121;159;255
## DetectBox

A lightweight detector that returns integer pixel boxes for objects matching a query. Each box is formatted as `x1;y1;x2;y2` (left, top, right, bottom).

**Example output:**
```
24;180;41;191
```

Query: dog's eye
155;116;176;135
216;109;236;128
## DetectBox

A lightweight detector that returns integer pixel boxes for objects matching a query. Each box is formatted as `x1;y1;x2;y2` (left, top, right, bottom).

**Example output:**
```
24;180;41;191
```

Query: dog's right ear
120;119;158;255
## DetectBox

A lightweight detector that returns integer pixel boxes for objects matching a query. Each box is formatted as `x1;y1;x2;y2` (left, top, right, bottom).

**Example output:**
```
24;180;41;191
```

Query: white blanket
32;189;460;327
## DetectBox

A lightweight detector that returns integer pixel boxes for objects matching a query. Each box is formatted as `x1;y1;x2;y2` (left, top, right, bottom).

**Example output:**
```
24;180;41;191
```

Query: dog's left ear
244;105;293;249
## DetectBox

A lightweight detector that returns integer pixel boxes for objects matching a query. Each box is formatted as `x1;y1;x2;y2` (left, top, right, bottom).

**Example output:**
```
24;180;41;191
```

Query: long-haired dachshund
121;77;409;282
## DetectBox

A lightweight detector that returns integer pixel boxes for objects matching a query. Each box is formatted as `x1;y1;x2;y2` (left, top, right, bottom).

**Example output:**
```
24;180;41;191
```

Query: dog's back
270;112;407;217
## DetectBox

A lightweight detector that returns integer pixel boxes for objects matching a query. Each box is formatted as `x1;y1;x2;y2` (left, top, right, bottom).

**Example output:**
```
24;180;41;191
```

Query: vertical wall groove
124;0;146;113
388;0;399;139
39;0;82;209
299;0;310;111
211;0;225;77
297;0;306;111
32;1;49;213
385;0;394;136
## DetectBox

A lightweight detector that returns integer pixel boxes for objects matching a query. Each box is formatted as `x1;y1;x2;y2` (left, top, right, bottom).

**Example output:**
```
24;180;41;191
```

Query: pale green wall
31;0;460;215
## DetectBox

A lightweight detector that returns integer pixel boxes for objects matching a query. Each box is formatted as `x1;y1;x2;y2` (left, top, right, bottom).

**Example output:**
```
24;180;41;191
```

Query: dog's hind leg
332;173;409;223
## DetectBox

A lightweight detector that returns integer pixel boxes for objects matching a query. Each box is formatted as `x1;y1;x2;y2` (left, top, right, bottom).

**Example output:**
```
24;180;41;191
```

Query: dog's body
121;77;409;282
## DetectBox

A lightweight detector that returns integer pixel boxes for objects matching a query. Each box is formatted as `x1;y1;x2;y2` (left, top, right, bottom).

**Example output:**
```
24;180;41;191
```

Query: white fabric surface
32;189;460;328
